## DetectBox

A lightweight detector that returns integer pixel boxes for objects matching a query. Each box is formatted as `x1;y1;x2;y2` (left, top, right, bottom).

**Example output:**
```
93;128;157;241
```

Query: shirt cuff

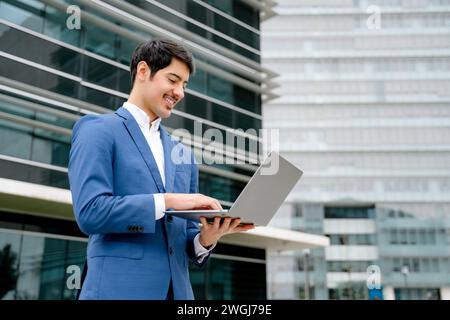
194;233;216;263
153;194;166;220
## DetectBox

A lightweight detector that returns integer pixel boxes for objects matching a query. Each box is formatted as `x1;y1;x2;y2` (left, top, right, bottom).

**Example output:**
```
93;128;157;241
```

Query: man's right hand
164;193;223;211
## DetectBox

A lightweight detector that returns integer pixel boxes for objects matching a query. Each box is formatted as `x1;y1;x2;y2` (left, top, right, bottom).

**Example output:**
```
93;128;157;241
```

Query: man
68;39;254;300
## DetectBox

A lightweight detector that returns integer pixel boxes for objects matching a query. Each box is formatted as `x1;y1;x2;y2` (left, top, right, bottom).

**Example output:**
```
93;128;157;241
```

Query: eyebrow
168;72;188;85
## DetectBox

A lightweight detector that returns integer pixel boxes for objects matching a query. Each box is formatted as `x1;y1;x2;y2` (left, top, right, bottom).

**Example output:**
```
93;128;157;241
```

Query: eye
168;78;176;83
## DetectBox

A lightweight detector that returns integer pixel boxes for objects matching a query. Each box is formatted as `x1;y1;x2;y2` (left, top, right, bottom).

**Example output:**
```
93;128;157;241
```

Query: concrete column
440;287;450;300
383;286;395;300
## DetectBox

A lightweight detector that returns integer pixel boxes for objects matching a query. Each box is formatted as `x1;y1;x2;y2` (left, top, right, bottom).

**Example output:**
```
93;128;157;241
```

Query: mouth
164;95;177;109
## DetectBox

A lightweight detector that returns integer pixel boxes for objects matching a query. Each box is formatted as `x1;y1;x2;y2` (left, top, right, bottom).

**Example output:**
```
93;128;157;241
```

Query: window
427;230;437;245
329;283;369;300
80;86;118;110
0;0;45;32
83;22;116;59
84;56;118;91
297;256;314;272
191;243;266;299
0;124;32;160
208;74;234;107
30;137;70;167
1;55;79;98
324;206;375;219
234;85;260;114
411;258;420;272
199;171;245;203
293;203;303;218
327;261;374;273
421;258;431;273
184;95;209;119
395;288;440;300
409;229;417;245
418;229;427;244
0;25;77;77
189;69;207;95
116;38;139;65
392;258;401;272
390;229;398;244
431;259;439;272
117;68;132;94
398;230;407;245
212;104;233;128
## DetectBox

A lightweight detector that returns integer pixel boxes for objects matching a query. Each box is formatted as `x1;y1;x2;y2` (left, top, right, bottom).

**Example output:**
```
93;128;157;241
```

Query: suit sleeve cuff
194;233;216;263
153;194;166;220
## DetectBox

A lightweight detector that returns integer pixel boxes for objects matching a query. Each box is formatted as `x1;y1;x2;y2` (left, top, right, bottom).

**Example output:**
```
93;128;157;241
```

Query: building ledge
0;177;329;251
221;225;329;251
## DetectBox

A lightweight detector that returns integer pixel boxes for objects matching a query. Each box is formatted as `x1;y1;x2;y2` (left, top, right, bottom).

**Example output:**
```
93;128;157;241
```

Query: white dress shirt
123;102;215;262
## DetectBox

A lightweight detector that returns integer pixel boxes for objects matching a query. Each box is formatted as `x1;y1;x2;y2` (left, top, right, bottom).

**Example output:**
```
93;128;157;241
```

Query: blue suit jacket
68;106;207;300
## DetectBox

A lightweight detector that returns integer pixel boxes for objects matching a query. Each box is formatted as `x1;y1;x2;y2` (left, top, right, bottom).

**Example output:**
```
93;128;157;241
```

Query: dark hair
130;39;194;88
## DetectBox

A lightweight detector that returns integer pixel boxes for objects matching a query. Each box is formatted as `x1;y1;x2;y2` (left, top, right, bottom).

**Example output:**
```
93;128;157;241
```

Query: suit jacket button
127;226;132;231
138;226;144;232
169;247;173;255
167;215;173;222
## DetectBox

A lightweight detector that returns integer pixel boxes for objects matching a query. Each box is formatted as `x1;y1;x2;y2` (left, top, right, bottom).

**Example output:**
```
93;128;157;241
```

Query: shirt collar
123;102;161;133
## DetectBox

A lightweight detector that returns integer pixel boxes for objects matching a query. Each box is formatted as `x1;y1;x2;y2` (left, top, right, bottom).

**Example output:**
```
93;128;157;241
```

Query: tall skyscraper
262;0;450;300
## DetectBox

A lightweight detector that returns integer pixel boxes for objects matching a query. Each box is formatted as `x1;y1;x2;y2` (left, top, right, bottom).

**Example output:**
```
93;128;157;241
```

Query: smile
164;95;176;106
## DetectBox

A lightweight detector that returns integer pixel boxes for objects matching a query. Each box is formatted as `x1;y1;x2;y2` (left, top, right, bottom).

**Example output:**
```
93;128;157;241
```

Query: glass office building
0;0;278;299
262;0;450;299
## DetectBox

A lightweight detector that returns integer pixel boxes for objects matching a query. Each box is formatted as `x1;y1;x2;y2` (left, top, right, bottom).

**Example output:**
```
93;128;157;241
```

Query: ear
136;61;151;81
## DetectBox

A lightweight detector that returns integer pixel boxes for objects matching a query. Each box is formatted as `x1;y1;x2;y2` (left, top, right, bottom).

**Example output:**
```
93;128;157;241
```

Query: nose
173;85;184;101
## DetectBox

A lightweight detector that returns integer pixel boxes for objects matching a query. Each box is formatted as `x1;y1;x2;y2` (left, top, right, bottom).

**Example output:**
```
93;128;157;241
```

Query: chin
160;110;172;119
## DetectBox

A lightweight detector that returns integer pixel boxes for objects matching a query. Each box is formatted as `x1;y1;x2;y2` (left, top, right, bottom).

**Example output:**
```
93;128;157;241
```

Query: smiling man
68;39;254;300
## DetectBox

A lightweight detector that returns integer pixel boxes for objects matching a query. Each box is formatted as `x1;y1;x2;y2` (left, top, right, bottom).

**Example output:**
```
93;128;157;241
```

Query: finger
229;218;241;229
219;217;232;232
213;216;221;230
199;216;208;229
193;205;209;210
209;198;221;210
197;194;217;210
204;196;222;210
233;225;255;232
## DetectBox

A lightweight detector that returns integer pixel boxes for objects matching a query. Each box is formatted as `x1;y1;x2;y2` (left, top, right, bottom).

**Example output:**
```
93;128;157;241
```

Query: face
134;58;189;120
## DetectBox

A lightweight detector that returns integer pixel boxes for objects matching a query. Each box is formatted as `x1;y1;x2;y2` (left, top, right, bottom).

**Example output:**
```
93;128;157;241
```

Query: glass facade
263;0;450;300
0;211;86;300
0;212;266;300
190;243;266;300
0;0;277;299
126;0;261;61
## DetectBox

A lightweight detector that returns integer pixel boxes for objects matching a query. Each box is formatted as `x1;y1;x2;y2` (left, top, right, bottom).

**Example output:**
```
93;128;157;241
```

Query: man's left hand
198;217;255;248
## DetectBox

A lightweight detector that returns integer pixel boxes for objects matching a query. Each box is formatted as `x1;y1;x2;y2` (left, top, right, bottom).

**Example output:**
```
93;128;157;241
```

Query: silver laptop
164;151;303;226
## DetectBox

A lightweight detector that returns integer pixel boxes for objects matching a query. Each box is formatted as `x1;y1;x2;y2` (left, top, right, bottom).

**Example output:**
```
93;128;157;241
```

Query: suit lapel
160;125;176;193
115;107;165;193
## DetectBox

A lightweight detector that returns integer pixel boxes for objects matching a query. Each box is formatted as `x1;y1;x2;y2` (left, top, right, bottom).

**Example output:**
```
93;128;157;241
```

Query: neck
127;91;158;122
